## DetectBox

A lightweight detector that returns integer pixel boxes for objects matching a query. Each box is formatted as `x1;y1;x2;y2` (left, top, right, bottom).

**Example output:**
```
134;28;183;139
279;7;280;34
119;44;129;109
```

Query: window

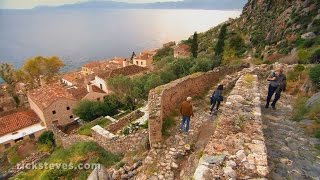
29;134;35;139
4;143;11;149
141;62;143;65
97;98;100;101
14;137;23;143
66;107;70;110
100;84;103;89
136;61;138;64
52;110;56;114
70;115;73;119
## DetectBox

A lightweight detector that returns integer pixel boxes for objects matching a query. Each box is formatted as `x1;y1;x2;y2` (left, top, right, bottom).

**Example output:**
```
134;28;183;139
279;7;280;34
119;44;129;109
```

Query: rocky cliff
197;0;320;61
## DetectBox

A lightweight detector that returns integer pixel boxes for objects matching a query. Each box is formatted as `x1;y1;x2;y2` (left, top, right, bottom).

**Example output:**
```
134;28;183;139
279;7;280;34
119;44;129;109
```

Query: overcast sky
0;0;180;9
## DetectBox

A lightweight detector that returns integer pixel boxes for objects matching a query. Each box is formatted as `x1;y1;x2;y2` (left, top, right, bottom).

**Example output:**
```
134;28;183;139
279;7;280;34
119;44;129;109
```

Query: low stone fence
51;126;93;148
148;66;244;146
106;110;144;134
92;126;148;154
194;74;269;179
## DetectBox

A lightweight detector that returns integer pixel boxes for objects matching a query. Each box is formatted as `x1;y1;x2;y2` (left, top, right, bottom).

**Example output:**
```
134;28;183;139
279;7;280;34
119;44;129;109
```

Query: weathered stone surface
301;32;316;39
199;154;226;165
223;166;237;178
306;92;320;108
194;165;211;180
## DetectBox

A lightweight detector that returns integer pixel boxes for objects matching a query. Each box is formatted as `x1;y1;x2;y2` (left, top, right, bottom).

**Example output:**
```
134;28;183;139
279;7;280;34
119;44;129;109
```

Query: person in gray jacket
265;68;287;109
210;85;224;113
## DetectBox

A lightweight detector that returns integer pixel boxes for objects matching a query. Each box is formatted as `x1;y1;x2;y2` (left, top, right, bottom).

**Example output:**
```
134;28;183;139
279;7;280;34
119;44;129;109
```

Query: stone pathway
259;78;320;179
135;69;247;180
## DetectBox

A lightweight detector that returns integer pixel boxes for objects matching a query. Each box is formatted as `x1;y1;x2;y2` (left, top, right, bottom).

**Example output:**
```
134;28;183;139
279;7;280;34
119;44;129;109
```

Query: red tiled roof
28;85;76;110
174;44;190;52
92;85;106;93
66;87;89;100
83;61;101;69
0;110;41;136
108;65;148;78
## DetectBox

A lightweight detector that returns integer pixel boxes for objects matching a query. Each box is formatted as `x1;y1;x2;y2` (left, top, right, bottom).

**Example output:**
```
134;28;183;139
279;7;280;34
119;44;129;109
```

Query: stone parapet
194;74;269;179
148;66;243;146
106;110;144;134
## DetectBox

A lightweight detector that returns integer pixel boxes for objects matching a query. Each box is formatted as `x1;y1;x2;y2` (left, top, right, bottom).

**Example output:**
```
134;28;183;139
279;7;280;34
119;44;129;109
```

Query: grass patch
77;118;110;136
162;116;176;136
243;74;254;88
292;96;309;121
12;141;122;180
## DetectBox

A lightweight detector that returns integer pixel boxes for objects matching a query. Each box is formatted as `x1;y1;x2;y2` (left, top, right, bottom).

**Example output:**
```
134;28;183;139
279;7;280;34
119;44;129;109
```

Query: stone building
173;44;191;58
0;110;46;152
132;50;156;68
27;85;78;128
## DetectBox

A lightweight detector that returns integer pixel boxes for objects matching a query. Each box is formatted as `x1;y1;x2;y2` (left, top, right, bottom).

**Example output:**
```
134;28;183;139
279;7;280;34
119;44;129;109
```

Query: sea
0;9;241;83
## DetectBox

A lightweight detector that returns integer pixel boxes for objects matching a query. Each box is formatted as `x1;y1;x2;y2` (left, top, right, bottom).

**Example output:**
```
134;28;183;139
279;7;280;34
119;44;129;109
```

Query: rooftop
0;110;41;136
28;84;76;110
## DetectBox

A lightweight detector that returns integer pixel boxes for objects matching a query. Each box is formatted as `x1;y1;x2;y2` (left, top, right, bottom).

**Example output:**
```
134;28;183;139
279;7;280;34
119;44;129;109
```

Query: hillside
196;0;320;64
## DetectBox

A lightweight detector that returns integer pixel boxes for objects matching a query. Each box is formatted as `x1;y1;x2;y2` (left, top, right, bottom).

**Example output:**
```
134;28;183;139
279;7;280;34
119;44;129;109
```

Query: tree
0;63;20;107
229;33;246;57
214;24;228;57
107;75;138;110
190;57;213;73
38;131;55;146
191;32;198;58
153;47;174;61
18;56;64;88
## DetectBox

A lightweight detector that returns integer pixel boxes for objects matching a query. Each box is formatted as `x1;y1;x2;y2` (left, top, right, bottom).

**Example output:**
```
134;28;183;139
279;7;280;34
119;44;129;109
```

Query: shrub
297;49;311;64
309;48;320;64
38;131;55;146
315;130;320;139
162;116;176;136
153;47;173;61
309;64;320;88
190;57;213;73
293;64;305;72
292;96;309;121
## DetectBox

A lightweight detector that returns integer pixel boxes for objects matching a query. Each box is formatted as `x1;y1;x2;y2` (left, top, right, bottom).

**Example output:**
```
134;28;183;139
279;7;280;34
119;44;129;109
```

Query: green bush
73;95;122;121
309;64;320;88
153;47;173;61
309;48;320;64
38;131;55;146
293;64;305;72
315;130;320;139
292;96;309;121
297;49;311;64
13;142;122;179
190;57;213;73
162;116;176;136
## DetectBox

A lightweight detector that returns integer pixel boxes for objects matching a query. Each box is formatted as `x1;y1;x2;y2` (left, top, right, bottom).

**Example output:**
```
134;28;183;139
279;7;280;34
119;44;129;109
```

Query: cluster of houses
0;43;191;152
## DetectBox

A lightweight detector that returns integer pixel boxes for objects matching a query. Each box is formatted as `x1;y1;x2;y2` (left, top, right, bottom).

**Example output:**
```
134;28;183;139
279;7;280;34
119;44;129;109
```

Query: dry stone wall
106;110;144;134
148;66;243;146
194;73;269;179
91;127;148;154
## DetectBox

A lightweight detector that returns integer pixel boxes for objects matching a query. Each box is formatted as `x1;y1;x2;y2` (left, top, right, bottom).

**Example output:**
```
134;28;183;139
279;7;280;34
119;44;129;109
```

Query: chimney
39;75;46;87
87;83;93;92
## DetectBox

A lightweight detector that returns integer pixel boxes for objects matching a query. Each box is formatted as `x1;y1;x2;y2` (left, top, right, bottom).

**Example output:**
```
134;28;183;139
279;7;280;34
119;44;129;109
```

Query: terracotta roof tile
0;110;41;136
108;65;148;78
28;85;76;110
66;87;89;100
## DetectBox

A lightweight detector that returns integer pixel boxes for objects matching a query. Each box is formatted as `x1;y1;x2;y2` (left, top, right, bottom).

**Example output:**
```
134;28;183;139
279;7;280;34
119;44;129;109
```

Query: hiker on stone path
210;84;224;113
265;68;287;110
179;97;194;133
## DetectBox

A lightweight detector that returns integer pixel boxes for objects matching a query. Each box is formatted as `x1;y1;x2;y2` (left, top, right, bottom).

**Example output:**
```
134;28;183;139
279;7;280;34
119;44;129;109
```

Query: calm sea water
0;9;241;76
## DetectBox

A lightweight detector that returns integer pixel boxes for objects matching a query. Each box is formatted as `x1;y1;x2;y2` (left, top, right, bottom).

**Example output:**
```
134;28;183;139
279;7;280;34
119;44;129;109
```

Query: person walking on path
265;68;287;109
210;85;224;113
179;97;194;132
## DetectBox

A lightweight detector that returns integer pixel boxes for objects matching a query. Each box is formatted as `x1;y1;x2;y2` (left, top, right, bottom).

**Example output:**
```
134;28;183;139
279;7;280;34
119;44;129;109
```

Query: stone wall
92;126;148;154
106;110;144;134
194;74;269;179
51;125;93;148
148;66;243;146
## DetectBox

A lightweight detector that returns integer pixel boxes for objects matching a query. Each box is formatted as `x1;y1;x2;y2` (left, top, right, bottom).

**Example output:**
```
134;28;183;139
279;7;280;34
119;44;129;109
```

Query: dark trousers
266;85;281;107
210;97;221;111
